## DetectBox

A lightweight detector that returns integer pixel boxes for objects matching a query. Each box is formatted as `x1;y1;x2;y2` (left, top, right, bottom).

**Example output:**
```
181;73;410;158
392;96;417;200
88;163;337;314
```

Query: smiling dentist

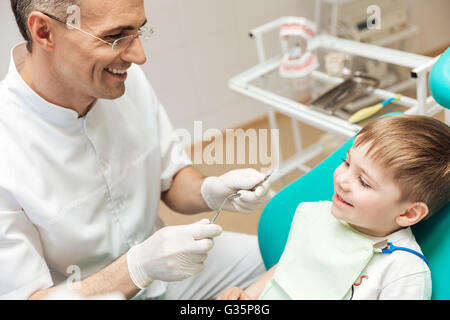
0;0;268;300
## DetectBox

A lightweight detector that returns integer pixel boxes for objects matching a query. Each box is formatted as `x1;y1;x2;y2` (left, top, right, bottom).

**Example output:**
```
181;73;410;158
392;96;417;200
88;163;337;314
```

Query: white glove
127;219;222;289
200;168;270;214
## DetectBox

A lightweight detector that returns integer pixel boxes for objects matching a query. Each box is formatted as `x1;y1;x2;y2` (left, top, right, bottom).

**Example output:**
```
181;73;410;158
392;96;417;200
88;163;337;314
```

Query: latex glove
200;168;270;214
127;219;222;289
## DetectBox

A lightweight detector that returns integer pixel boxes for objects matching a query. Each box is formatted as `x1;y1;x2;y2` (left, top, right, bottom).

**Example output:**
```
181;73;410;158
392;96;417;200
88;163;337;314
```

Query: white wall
1;0;23;76
409;0;450;54
142;0;315;139
1;0;449;141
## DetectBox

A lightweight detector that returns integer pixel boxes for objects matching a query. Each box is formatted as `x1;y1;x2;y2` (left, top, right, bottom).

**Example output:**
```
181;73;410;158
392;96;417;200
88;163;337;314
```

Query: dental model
279;17;319;79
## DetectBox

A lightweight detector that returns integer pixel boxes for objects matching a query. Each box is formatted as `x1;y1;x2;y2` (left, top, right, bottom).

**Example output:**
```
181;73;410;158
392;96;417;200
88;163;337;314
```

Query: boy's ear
396;202;429;227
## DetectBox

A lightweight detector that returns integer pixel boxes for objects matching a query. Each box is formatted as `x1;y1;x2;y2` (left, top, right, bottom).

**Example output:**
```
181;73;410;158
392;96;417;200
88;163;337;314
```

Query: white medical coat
0;43;192;299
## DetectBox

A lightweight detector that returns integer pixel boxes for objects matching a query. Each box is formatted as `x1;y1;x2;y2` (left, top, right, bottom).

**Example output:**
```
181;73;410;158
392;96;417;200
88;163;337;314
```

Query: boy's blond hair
354;115;450;218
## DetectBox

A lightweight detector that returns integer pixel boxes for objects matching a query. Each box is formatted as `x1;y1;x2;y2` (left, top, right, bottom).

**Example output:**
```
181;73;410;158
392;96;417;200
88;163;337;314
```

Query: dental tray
309;72;380;115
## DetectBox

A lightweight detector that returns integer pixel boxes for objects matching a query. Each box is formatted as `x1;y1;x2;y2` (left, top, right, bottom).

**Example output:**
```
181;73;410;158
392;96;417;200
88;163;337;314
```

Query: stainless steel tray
309;72;380;115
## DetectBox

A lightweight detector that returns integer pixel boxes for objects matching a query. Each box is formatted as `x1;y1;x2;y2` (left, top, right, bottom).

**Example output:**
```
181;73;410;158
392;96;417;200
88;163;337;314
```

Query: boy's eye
341;158;371;188
359;177;370;188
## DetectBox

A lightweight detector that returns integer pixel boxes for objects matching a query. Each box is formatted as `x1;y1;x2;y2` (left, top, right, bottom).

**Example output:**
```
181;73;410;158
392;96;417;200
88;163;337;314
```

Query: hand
200;168;270;213
217;287;253;300
127;219;222;289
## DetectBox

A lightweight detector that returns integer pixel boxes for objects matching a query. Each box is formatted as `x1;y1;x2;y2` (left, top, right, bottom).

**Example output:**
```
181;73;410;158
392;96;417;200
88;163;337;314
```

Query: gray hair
10;0;79;52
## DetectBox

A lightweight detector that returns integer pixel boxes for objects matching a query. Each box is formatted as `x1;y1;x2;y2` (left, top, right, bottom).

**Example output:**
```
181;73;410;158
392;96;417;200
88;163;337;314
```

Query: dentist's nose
121;38;147;65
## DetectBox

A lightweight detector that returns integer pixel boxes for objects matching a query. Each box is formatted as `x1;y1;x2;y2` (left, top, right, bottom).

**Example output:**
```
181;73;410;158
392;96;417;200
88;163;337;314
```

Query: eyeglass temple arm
40;11;113;47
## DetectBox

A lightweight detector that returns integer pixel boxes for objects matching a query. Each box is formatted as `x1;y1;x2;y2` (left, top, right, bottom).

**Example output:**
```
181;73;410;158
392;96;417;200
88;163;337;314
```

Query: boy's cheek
352;198;381;223
351;196;368;213
352;196;368;210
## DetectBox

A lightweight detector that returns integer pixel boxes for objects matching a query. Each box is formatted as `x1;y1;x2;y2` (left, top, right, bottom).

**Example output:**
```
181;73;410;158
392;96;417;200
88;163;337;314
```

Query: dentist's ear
396;202;429;227
28;11;56;52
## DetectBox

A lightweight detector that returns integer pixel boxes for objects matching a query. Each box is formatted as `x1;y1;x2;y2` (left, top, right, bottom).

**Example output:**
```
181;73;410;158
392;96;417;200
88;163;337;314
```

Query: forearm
244;264;277;299
161;166;210;214
29;253;140;300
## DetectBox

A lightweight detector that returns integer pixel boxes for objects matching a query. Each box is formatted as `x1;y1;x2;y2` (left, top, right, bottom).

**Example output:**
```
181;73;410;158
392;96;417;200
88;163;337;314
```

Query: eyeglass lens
111;28;152;51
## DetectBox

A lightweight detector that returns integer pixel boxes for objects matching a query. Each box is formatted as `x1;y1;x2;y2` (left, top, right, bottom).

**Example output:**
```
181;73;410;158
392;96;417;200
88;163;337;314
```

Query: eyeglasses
40;11;154;51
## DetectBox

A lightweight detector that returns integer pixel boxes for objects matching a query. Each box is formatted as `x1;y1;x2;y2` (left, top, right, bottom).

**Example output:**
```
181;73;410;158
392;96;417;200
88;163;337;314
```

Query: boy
218;115;450;300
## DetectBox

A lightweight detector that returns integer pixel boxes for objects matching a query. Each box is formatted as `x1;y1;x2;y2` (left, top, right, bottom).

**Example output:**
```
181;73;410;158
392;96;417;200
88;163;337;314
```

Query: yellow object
349;94;402;124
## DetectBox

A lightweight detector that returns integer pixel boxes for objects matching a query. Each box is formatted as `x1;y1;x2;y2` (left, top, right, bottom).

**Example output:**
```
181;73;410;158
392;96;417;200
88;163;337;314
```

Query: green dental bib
259;201;380;300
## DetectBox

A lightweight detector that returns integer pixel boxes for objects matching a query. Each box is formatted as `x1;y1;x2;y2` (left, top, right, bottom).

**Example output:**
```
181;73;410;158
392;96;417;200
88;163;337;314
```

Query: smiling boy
218;115;450;300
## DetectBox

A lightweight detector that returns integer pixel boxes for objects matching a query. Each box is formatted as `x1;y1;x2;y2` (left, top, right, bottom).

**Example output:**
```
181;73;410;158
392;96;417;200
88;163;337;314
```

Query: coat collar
4;43;88;126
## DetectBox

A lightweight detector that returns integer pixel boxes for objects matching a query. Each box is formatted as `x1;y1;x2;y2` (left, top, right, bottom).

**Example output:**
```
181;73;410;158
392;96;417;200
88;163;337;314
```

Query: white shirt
0;43;192;299
349;227;432;300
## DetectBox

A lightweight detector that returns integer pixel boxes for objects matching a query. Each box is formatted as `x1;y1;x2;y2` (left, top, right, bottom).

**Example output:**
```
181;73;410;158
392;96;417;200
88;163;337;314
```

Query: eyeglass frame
39;11;153;51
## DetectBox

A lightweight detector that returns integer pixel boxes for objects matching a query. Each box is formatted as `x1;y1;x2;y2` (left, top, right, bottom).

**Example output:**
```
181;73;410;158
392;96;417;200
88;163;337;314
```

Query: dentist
0;0;268;299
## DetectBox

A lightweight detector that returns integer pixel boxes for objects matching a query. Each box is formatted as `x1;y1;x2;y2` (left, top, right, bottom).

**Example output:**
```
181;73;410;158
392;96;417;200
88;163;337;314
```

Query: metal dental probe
211;193;242;224
211;171;273;223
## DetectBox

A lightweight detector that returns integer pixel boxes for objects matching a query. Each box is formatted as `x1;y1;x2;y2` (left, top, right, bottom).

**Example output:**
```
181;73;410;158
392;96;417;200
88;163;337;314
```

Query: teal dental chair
429;47;450;110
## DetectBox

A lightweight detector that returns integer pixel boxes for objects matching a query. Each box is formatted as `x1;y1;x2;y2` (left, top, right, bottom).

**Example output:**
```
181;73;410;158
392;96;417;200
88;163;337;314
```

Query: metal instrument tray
309;72;380;115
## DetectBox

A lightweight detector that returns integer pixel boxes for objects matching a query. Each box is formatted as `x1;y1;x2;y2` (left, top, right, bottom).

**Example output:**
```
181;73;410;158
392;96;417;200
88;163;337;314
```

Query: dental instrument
211;193;242;224
211;171;273;223
310;72;380;116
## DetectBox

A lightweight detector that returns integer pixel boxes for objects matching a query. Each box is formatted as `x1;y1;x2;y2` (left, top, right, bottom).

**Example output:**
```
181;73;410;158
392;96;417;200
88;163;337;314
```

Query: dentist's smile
105;67;128;80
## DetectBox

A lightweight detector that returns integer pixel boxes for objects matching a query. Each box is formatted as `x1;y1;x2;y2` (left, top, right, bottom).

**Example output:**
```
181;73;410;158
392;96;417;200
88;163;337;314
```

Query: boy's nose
335;173;351;192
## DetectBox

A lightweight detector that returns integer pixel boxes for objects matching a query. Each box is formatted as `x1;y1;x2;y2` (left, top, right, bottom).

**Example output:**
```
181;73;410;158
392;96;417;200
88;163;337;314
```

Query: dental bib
259;201;381;300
